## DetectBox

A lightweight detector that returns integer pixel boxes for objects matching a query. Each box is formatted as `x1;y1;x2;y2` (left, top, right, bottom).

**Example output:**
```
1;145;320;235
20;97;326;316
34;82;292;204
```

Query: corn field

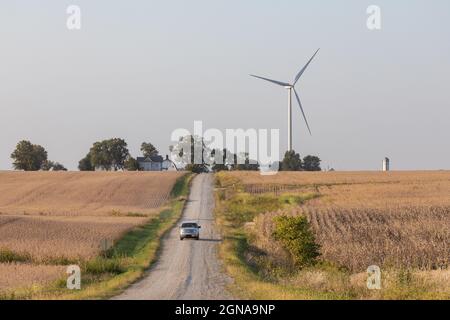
229;171;450;272
303;205;449;271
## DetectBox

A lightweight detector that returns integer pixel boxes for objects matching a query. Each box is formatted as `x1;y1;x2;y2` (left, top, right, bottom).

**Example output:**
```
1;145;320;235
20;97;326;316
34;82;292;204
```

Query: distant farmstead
137;155;177;171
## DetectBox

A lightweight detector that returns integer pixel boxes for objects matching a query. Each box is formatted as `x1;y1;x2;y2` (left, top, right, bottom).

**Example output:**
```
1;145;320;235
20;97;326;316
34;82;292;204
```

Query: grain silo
382;157;390;172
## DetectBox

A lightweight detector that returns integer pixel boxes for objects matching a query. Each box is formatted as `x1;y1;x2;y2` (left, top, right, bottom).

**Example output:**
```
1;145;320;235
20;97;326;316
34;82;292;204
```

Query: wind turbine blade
293;48;320;85
293;88;312;135
250;74;290;87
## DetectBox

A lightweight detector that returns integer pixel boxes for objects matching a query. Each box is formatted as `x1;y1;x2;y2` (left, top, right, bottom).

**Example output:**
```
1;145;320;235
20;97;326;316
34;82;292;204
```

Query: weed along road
114;174;233;300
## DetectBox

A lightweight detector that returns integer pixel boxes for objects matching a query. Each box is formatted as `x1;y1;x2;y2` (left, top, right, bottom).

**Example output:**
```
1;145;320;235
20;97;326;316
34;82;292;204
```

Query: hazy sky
1;0;449;171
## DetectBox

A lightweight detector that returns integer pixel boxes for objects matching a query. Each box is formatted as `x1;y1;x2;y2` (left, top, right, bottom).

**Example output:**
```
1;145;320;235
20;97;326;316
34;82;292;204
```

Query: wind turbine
251;48;320;152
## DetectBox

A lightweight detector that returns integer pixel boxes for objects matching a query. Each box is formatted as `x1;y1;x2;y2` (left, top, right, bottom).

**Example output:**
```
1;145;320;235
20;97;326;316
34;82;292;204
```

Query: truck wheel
180;237;184;240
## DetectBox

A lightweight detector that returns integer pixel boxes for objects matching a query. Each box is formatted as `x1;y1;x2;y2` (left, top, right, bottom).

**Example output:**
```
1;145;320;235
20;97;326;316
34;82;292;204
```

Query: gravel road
114;173;233;300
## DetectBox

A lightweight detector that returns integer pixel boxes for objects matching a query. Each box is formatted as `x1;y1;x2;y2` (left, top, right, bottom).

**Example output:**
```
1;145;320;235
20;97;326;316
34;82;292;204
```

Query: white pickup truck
179;221;201;240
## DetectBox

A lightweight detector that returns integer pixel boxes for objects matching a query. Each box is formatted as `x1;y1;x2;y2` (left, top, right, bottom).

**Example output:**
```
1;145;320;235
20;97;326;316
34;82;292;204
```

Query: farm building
137;155;177;171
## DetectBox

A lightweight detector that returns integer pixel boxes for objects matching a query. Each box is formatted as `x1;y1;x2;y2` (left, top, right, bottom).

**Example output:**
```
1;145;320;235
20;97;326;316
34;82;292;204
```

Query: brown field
225;170;450;187
0;171;184;216
0;171;184;294
0;215;147;261
0;263;66;294
226;171;450;272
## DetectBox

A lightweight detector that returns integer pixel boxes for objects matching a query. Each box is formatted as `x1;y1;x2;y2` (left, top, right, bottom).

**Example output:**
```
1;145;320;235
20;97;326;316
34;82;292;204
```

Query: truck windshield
181;223;198;228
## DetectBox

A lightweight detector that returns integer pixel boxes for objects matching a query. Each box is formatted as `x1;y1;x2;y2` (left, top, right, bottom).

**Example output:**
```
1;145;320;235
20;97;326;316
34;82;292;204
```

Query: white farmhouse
137;155;177;171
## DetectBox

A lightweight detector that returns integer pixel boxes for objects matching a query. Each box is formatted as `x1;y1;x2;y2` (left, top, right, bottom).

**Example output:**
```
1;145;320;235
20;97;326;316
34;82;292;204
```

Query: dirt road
114;174;233;300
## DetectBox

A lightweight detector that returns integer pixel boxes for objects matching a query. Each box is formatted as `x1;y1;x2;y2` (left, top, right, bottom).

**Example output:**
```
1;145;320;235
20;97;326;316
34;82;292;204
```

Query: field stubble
0;171;185;296
216;171;450;299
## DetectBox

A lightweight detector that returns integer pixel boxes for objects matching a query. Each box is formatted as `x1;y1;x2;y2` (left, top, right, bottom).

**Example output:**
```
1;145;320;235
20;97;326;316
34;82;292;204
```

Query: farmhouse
137;155;176;171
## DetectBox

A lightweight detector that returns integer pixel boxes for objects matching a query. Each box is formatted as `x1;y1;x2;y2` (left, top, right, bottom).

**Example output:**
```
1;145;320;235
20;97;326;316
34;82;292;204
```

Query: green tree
272;215;320;268
140;142;159;158
170;135;210;173
11;140;48;171
42;160;67;171
302;155;321;171
89;138;129;171
231;153;260;171
108;138;129;171
78;153;94;171
51;162;68;171
281;150;302;171
90;141;112;170
124;156;140;171
211;148;231;172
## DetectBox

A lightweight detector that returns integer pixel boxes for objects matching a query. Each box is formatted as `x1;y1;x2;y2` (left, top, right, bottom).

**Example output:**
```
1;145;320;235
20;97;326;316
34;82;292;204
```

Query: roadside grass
214;185;350;299
214;173;449;300
0;173;193;300
219;228;351;300
220;192;319;227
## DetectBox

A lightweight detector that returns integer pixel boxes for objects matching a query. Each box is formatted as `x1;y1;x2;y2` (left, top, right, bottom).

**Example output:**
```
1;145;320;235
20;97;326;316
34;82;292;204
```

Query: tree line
10;139;160;172
280;150;321;172
78;139;160;171
11;140;67;171
10;138;321;172
208;149;321;172
169;135;321;173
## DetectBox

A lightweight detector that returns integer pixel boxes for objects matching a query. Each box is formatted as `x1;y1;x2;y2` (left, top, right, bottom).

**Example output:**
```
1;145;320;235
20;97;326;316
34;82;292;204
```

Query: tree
302;155;321;171
124;156;140;171
107;138;129;171
78;153;94;171
51;162;68;171
170;135;210;173
185;163;209;173
281;150;302;171
140;142;159;158
42;160;67;171
211;148;230;172
89;138;129;171
41;161;52;171
231;153;260;171
89;141;111;170
272;215;320;268
11;140;48;171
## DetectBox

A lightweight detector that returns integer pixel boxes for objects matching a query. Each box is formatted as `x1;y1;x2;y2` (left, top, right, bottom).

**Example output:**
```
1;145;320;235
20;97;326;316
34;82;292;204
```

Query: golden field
0;171;183;216
215;171;450;299
0;263;66;293
225;171;450;271
0;171;184;295
0;215;147;261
